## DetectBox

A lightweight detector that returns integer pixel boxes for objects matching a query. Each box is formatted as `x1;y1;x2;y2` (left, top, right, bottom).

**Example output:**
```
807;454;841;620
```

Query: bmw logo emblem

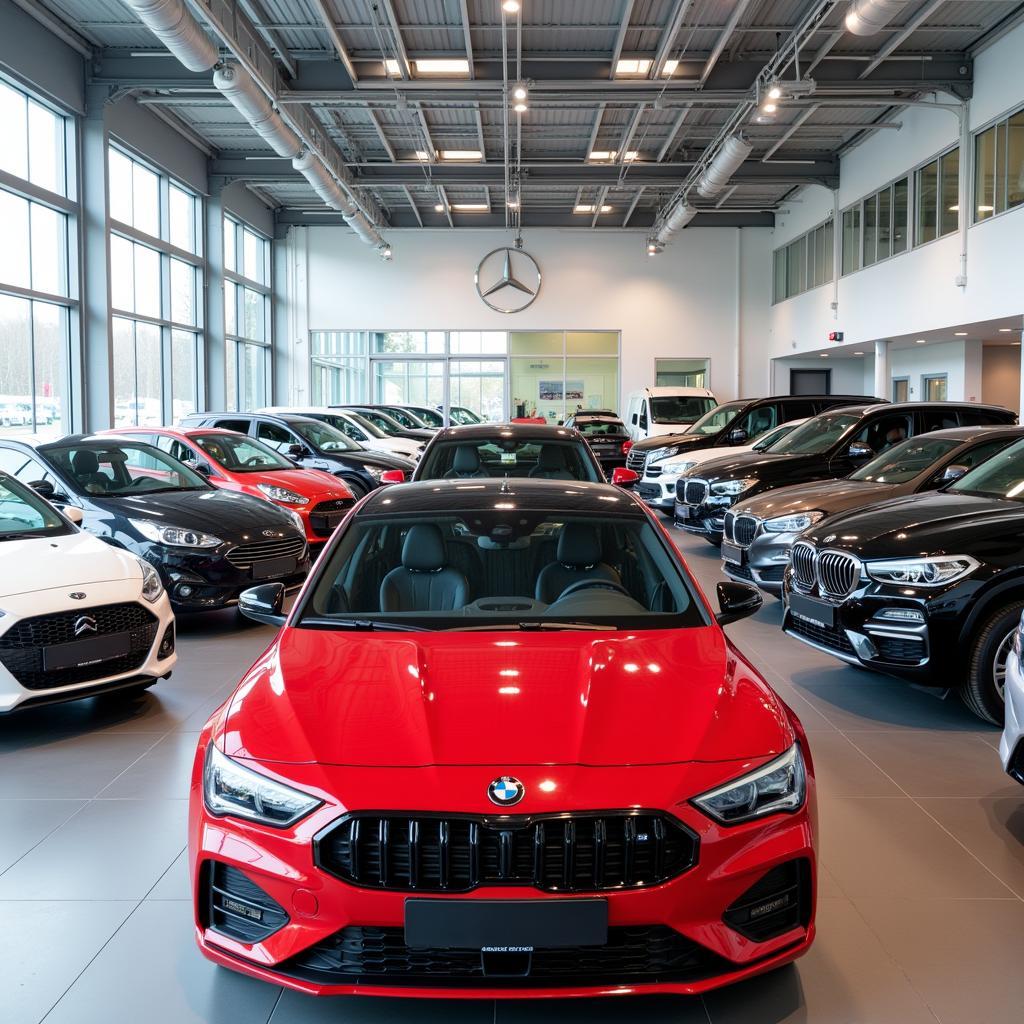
487;776;525;806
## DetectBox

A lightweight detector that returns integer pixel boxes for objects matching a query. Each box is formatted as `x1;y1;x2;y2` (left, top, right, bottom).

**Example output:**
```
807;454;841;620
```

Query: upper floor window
224;215;272;411
974;107;1024;222
0;79;69;197
915;147;959;245
772;219;833;303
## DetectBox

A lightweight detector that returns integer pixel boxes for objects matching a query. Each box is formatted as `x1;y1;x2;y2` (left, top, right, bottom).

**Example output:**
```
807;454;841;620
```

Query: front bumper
296;499;355;544
635;474;680;511
673;498;728;539
722;531;799;595
1000;648;1024;783
189;750;817;998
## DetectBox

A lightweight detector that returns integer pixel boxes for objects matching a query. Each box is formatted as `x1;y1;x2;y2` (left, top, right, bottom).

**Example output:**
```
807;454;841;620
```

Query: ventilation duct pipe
214;65;301;159
655;201;697;244
292;150;354;213
845;0;910;36
696;135;752;198
120;0;218;72
345;210;380;246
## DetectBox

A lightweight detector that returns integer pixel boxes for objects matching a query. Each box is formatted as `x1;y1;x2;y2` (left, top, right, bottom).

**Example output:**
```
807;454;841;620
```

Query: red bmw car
188;479;816;998
106;427;354;552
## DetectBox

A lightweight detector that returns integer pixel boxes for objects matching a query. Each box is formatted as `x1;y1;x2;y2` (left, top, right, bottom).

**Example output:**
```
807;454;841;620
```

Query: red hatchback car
107;427;355;551
188;480;816;998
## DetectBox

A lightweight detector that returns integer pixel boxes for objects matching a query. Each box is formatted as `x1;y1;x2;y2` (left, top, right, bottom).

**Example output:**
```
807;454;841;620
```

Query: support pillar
873;339;890;401
205;176;227;409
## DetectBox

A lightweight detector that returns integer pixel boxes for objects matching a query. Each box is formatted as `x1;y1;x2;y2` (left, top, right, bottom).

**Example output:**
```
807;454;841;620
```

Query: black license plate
43;631;132;672
721;541;745;566
251;555;297;580
789;591;835;628
405;899;608;950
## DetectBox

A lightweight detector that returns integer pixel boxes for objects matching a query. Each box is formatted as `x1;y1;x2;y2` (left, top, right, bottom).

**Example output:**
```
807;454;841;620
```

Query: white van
625;386;718;442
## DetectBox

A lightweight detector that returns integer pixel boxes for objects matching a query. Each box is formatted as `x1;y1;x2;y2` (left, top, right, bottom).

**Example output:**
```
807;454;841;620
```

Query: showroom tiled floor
2;529;1022;1024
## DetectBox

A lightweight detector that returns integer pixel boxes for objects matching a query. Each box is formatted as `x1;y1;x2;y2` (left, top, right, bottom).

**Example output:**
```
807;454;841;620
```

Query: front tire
961;601;1022;724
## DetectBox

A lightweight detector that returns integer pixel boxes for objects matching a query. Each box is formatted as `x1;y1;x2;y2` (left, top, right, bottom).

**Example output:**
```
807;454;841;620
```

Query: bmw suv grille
790;542;861;599
682;480;709;505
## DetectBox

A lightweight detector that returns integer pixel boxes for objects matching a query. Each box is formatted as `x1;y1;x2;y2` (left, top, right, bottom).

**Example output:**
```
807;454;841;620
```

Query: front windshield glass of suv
450;407;483;425
649;396;717;424
356;410;404;435
850;436;962;484
752;421;799;452
0;475;69;539
685;401;747;436
47;443;210;496
191;433;293;473
304;511;705;630
386;408;427;429
411;407;444;427
291;420;360;452
769;411;864;455
418;439;601;482
950;439;1024;500
344;413;389;438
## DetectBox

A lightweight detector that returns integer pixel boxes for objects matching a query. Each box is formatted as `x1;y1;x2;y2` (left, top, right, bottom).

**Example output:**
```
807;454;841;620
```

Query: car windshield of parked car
357;409;405;434
948;439;1024;500
768;411;864;455
191;433;294;473
0;475;69;539
290;420;360;452
418;439;601;482
344;412;389;438
411;407;444;427
849;435;962;484
574;418;626;437
752;422;799;452
303;510;704;630
449;407;483;425
46;443;210;496
387;408;428;429
650;396;717;424
685;401;746;436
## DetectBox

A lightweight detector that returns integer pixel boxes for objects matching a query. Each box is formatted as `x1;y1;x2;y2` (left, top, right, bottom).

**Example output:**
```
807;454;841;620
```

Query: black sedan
0;436;310;611
781;435;1024;724
562;412;632;473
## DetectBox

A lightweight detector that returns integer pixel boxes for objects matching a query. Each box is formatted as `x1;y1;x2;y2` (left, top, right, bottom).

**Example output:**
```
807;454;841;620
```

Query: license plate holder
43;631;132;672
404;898;608;950
789;591;835;628
721;541;745;566
251;555;297;580
675;504;693;520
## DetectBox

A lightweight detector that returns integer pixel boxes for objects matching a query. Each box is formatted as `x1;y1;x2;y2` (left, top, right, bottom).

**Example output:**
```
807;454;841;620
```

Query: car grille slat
682;479;709;505
791;542;817;591
625;449;647;474
733;515;759;547
818;551;860;599
317;812;698;894
225;535;306;570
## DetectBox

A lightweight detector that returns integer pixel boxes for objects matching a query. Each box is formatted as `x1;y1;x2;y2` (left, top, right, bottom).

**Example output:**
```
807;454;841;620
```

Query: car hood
220;627;791;767
800;491;1024;557
633;432;712;453
242;467;353;500
343;449;415;470
0;530;141;599
685;451;821;483
734;478;900;520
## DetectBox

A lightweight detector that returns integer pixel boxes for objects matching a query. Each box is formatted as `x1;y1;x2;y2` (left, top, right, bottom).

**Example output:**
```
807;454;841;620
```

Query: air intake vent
723;859;811;942
205;862;288;944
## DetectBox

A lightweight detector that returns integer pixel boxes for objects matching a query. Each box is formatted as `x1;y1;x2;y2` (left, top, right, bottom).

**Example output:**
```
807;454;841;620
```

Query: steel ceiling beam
609;0;635;79
379;0;412;80
240;0;298;79
458;0;475;78
860;1;948;79
650;0;696;80
307;0;359;83
699;0;757;86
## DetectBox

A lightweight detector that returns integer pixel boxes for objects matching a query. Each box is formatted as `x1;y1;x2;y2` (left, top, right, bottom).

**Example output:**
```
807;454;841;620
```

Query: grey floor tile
98;731;202;799
854;897;1024;1024
273;990;494;1023
0;799;85;874
495;994;707;1023
802;729;904;799
148;847;191;900
0;900;136;1024
0;798;187;900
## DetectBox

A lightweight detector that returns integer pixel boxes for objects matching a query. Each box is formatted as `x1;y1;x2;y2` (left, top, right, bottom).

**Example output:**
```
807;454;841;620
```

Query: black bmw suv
674;402;1016;543
782;435;1024;724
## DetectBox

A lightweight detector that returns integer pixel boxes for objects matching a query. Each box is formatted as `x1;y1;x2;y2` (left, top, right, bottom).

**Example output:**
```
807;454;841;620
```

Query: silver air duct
656;201;697;244
121;0;218;72
845;0;910;36
213;65;301;159
696;135;752;198
292;150;353;213
345;210;378;245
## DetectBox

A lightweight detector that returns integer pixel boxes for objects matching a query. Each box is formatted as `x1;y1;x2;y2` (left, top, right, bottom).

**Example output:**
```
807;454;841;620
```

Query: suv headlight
692;744;806;825
130;519;222;548
138;559;164;603
257;483;308;505
661;461;696;478
763;511;825;534
203;744;321;828
649;446;681;464
864;555;979;587
711;478;757;496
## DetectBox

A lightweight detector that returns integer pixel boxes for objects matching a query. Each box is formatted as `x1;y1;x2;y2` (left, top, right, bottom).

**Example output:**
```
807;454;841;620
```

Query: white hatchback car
0;471;176;714
1001;612;1024;784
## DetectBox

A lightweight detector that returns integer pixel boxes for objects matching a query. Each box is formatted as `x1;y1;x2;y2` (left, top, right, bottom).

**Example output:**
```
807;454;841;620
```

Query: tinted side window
638;401;648;430
958;438;1014;469
782;400;817;420
854;413;913;453
213;418;252;433
960;408;1015;426
257;422;296;452
735;403;778;438
919;409;959;433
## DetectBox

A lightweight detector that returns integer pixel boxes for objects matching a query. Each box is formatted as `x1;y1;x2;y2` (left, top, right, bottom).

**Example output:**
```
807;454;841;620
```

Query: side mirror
184;459;211;476
238;583;287;627
379;469;405;485
63;506;84;525
727;428;749;445
30;479;55;499
715;581;763;626
940;463;969;482
847;441;874;460
611;467;640;487
286;443;306;458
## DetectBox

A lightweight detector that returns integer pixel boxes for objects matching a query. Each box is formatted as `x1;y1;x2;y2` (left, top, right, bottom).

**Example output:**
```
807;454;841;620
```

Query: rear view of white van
625;386;718;441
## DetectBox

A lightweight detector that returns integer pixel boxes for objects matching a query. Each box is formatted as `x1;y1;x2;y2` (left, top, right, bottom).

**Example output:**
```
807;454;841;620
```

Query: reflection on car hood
685;452;820;483
735;479;897;520
221;628;792;767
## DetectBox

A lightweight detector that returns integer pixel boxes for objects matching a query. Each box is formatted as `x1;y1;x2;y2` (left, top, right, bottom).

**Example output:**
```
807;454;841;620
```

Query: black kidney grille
316;812;698;894
205;862;289;944
732;515;759;547
279;925;727;988
225;535;306;569
682;480;708;505
790;542;817;590
817;551;859;598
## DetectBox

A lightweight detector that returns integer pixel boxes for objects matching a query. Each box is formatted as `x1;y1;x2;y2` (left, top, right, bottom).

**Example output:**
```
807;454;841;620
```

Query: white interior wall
981;345;1021;411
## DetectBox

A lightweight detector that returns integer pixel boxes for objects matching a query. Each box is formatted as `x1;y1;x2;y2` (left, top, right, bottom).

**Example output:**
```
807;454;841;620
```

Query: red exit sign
828;331;844;342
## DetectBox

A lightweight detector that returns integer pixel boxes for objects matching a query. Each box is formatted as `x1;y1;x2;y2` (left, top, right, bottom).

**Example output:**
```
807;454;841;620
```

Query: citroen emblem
487;776;525;806
475;247;541;313
73;615;98;637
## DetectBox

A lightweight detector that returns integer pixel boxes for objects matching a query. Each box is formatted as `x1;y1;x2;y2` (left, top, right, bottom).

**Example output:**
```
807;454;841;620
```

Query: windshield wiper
301;617;432;632
448;621;616;632
0;532;41;541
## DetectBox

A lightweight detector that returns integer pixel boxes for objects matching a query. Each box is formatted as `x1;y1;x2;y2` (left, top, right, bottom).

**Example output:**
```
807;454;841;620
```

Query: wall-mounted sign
828;331;845;342
475;247;541;313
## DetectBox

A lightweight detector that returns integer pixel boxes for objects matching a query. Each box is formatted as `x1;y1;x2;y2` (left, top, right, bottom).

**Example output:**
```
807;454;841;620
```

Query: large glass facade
224;215;272;410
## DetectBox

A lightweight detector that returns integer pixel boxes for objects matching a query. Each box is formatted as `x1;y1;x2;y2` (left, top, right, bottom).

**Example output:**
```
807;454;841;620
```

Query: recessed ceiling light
415;58;470;75
662;59;679;76
623;150;639;162
513;101;528;113
433;203;444;212
512;82;528;101
767;85;783;100
588;150;616;161
441;149;483;161
414;150;430;161
451;203;488;212
573;204;612;213
384;58;401;76
762;102;777;114
615;58;652;76
916;338;926;344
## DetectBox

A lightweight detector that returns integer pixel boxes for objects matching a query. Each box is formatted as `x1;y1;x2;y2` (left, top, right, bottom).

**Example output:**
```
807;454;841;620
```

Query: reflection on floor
1;528;1022;1024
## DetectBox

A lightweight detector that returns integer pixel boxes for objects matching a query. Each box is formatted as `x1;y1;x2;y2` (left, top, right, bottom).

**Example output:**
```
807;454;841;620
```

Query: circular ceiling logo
475;247;541;314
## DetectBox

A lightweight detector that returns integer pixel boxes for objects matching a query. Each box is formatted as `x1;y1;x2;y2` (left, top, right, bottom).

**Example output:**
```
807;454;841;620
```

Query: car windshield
450;407;483;425
345;412;389;438
417;438;602;482
685;401;747;436
949;438;1024;500
291;420;360;452
769;411;864;455
574;418;626;437
410;407;444;427
191;432;293;473
649;396;717;424
302;510;704;631
0;475;70;539
387;408;428;429
46;442;210;496
752;422;800;451
354;409;403;434
850;436;962;484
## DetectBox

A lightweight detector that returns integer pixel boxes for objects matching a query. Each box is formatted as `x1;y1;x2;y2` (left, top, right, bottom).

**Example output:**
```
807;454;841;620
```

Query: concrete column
962;339;983;403
205;176;226;410
81;86;113;431
873;339;890;401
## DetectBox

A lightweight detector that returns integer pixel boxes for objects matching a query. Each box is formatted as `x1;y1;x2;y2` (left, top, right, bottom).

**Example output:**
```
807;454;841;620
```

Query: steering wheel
555;578;634;601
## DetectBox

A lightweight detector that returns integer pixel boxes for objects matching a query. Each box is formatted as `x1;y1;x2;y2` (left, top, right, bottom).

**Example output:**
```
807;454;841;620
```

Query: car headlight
711;478;757;496
129;519;222;548
692;744;806;825
661;461;696;478
864;555;979;587
203;743;321;828
257;483;308;505
138;559;164;603
648;446;681;464
286;509;305;534
763;510;825;534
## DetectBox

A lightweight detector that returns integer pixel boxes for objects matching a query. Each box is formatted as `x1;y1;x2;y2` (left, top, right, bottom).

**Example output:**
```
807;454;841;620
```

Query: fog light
875;608;925;623
177;584;194;599
158;623;175;659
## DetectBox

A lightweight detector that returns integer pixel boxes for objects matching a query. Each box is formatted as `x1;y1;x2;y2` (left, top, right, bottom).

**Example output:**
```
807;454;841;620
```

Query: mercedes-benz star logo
487;776;525;806
475;247;541;314
73;615;98;637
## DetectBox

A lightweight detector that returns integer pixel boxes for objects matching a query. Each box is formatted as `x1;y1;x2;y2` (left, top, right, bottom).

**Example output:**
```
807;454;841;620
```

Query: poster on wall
538;380;585;402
